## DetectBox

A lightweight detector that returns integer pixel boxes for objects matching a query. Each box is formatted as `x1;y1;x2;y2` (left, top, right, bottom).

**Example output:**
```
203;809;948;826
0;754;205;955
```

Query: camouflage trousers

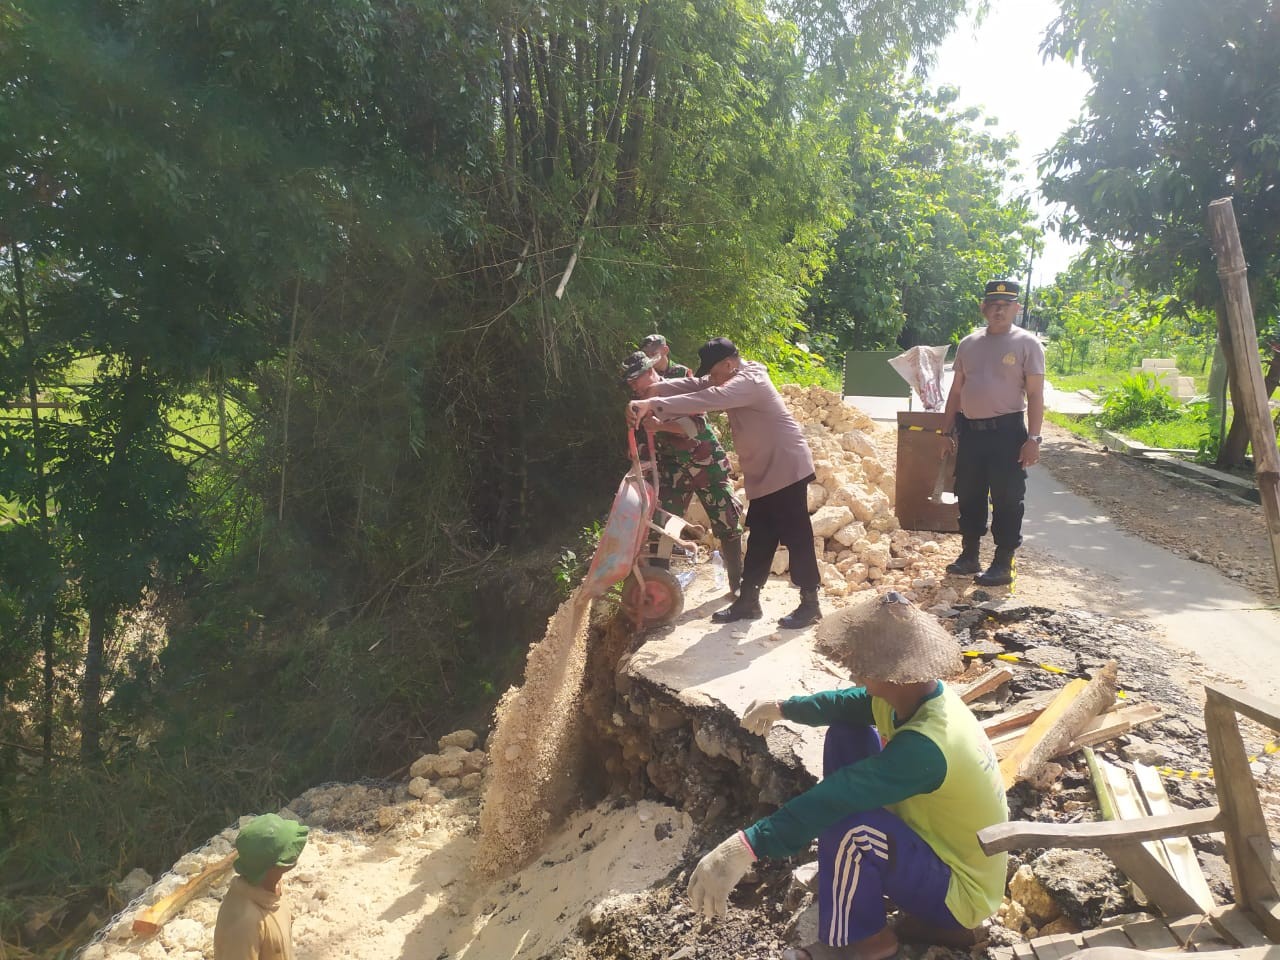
646;461;743;561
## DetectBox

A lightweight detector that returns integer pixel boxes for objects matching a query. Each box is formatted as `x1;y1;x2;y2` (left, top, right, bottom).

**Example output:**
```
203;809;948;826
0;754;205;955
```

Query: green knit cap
234;814;309;885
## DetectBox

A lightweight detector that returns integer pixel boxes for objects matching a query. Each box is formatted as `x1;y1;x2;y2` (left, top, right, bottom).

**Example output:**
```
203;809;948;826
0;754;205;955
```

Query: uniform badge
1002;353;1016;366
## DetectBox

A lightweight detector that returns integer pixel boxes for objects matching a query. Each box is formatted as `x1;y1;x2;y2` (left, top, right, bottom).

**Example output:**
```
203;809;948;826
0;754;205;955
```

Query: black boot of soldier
711;580;762;623
945;537;982;576
974;547;1015;586
721;537;743;595
779;587;822;629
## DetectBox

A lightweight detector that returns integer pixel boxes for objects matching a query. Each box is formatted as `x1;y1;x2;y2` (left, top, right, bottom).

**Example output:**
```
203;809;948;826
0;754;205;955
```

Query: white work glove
687;831;757;919
742;699;784;736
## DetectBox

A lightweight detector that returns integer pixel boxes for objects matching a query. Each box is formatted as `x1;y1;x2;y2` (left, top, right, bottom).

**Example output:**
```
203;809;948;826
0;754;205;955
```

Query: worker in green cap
214;813;309;960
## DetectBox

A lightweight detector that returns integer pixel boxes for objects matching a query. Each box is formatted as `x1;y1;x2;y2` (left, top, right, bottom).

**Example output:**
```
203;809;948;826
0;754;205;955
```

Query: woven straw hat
816;591;962;683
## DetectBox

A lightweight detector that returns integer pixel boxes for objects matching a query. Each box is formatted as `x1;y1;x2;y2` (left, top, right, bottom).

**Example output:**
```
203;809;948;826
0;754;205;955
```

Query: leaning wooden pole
1206;197;1280;596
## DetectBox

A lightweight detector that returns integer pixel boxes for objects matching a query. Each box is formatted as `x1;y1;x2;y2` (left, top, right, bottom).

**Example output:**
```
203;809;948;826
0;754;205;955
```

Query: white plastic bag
888;345;949;411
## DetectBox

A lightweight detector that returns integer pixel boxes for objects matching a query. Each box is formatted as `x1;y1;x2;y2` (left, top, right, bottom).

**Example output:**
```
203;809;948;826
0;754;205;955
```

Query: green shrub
1098;373;1181;429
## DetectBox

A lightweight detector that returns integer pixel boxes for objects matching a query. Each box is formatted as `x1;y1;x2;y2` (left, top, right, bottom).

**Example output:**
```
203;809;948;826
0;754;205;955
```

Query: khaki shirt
214;876;294;960
954;326;1045;420
649;360;814;499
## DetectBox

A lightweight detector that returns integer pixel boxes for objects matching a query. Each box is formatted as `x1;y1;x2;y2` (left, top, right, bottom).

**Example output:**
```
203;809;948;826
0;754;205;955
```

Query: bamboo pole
1206;197;1280;595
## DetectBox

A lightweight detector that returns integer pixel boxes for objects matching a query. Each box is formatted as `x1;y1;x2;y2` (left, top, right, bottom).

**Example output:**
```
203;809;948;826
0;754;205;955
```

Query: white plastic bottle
711;550;727;591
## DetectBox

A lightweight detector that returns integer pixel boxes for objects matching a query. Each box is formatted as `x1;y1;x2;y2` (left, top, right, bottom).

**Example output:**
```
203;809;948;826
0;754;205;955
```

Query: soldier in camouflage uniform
641;334;693;379
621;351;744;593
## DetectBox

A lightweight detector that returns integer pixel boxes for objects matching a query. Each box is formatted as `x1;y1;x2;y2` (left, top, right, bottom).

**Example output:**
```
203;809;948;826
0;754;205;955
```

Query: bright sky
927;0;1093;289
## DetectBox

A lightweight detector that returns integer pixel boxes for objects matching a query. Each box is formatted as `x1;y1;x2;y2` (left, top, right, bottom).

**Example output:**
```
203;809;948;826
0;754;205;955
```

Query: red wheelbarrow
582;428;699;627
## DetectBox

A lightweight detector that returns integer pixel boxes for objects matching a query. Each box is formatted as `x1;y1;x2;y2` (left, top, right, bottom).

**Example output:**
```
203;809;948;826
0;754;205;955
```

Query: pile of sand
473;589;592;876
84;788;690;960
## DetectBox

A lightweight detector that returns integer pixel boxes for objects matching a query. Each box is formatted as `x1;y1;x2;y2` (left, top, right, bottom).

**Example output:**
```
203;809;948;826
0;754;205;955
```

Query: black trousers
954;414;1028;550
741;475;820;590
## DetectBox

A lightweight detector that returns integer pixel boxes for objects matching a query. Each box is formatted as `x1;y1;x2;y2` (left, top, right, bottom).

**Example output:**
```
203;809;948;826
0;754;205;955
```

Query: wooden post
1203;683;1280;940
1206;197;1280;595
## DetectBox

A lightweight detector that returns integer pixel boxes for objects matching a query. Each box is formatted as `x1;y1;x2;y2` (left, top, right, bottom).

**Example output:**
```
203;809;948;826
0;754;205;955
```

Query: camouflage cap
620;350;658;383
640;334;667;354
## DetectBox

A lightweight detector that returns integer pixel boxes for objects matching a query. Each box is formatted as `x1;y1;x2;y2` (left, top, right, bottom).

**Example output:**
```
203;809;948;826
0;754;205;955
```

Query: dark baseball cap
694;337;739;377
983;279;1020;302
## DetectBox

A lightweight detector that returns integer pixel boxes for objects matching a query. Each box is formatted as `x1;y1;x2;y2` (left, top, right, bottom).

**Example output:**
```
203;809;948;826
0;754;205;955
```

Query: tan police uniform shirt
647;360;814;500
954;326;1045;420
214;876;294;960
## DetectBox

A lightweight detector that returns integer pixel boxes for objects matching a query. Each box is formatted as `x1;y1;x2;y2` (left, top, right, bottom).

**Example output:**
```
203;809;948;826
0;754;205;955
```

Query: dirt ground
1038;421;1277;602
83;401;1280;960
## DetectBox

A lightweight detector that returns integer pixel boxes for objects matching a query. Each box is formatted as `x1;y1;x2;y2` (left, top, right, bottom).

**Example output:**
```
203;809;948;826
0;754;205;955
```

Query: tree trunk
12;243;57;770
41;613;55;769
80;602;108;761
1215;301;1253;467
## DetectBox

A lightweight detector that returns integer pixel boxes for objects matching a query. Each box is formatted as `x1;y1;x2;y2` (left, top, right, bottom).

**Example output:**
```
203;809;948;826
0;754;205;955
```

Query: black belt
960;412;1024;432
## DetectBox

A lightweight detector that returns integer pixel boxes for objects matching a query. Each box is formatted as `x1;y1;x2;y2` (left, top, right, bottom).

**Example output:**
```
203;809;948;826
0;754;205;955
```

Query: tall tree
1041;0;1280;465
805;81;1037;351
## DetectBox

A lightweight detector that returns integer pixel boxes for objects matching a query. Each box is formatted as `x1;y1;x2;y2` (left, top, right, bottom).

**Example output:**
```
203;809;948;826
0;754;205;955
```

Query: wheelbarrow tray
582;469;655;599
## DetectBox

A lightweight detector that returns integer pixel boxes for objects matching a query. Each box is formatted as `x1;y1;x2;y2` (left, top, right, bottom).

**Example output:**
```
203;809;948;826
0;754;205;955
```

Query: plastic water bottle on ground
675;569;696;590
711;550;727;592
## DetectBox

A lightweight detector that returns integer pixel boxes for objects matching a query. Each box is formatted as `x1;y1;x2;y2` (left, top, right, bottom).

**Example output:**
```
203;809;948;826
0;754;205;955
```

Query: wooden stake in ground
1000;661;1118;790
1207;197;1280;595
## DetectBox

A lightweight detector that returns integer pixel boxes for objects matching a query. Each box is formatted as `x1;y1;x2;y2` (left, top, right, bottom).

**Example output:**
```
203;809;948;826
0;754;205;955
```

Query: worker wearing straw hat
686;592;1008;960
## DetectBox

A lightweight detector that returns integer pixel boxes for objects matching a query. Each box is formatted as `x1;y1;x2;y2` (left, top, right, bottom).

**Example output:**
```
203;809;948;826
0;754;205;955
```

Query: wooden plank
1061;704;1164;755
977;806;1224;855
1134;762;1217;912
958;666;1015;703
1206;690;1280;940
1207;198;1280;597
995;704;1163;760
1209;905;1271;948
1167;914;1229;951
132;853;237;935
1122;918;1180;950
1080;927;1134;949
1031;932;1082;960
1109;843;1207;919
1103;760;1175;907
982;691;1057;738
1248;836;1280;894
1204;683;1280;736
1000;679;1091;789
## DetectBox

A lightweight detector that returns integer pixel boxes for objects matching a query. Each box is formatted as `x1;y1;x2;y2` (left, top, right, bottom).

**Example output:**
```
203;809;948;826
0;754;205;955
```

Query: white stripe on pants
827;824;890;946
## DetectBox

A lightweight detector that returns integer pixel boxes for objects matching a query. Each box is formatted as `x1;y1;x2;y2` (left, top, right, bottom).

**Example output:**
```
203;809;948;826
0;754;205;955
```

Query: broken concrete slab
1031;849;1129;928
620;566;856;784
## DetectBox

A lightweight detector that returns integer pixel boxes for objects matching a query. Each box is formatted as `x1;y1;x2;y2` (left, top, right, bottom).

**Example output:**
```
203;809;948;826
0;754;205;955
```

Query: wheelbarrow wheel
622;566;685;627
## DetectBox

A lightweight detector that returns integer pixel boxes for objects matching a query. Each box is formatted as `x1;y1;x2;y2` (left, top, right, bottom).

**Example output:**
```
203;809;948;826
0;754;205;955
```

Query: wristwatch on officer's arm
1028;435;1042;443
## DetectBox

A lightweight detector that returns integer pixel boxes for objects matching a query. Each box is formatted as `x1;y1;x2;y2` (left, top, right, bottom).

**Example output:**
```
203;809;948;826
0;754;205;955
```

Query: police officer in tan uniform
939;280;1045;586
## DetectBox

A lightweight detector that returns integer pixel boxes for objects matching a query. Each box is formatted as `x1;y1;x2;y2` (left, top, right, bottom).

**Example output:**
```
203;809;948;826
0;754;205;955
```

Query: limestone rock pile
406;728;486;805
748;384;955;604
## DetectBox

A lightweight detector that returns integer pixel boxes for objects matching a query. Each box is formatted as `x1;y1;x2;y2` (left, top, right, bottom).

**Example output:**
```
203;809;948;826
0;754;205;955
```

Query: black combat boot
945;537;982;576
974;547;1015;586
720;537;743;595
711;580;762;623
778;587;822;629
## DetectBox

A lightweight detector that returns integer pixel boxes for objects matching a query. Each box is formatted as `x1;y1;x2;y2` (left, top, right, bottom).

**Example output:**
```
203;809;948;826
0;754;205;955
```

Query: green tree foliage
1;0;989;942
1041;0;1280;464
804;82;1037;352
